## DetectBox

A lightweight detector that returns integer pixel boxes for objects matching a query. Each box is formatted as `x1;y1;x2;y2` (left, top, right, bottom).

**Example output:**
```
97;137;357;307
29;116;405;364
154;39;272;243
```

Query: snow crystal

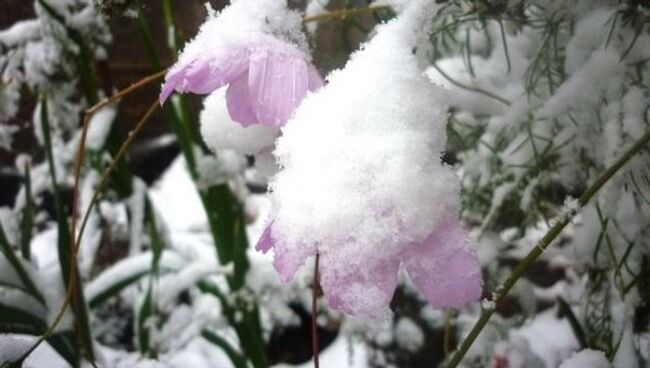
394;317;424;352
199;89;277;155
481;298;496;311
558;349;610;368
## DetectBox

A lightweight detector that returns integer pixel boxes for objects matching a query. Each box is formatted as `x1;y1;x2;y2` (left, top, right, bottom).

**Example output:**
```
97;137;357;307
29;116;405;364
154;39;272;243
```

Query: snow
194;149;246;190
169;0;310;83
1;1;650;367
559;349;610;368
85;104;117;151
394;317;424;352
512;309;579;368
0;123;19;150
274;335;368;368
200;89;278;155
0;20;41;48
564;9;613;75
149;156;207;232
85;250;184;303
0;335;70;368
77;170;102;277
270;0;459;304
539;48;624;118
157;260;232;309
127;178;146;255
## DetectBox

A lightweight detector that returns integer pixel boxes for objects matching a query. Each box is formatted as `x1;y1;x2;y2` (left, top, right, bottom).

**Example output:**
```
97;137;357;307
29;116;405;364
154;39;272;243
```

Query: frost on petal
255;224;274;253
226;72;258;126
248;50;310;127
160;54;249;103
402;216;482;309
319;256;399;318
273;242;316;283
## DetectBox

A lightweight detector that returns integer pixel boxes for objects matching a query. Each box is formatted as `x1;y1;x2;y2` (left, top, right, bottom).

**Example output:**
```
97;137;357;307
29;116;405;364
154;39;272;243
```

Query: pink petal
307;65;324;92
273;243;316;283
248;51;310;127
226;73;259;126
255;224;274;253
319;256;399;318
402;217;482;309
159;70;184;104
159;54;249;103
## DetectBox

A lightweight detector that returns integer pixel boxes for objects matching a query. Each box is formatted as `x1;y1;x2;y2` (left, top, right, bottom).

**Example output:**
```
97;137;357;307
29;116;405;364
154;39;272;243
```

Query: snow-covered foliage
1;0;650;367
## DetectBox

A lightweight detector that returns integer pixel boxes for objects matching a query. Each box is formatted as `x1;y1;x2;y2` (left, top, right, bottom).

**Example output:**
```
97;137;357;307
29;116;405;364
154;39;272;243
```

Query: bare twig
302;5;390;24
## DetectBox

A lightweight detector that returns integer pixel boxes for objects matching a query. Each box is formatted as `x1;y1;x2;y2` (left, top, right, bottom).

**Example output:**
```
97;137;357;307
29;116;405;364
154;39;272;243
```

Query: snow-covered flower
159;0;322;128
257;0;482;318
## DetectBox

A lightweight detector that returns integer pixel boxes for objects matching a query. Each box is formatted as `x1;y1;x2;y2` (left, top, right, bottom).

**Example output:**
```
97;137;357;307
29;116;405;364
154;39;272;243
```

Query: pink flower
257;214;482;317
158;0;323;128
160;50;322;127
255;0;482;318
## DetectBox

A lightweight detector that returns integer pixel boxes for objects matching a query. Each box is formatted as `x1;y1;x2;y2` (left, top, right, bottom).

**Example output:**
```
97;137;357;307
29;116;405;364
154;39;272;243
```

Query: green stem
447;130;650;368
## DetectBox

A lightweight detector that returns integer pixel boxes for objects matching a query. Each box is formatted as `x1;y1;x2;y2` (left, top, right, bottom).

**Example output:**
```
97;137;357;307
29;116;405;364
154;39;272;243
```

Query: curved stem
87;69;166;116
312;253;321;368
76;100;160;247
447;130;650;368
18;100;160;364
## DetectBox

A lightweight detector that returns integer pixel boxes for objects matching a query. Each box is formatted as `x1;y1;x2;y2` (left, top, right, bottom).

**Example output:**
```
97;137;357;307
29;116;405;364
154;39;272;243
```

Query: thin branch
77;100;160;247
302;5;390;24
18;100;160;364
87;69;167;116
430;63;511;106
447;130;650;368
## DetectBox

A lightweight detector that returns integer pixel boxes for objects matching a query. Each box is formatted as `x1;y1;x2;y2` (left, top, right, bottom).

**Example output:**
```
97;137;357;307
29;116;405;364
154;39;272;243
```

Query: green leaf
0;216;44;305
136;197;164;358
137;286;155;357
201;330;247;368
557;297;587;349
0;303;46;332
88;271;148;309
20;163;34;261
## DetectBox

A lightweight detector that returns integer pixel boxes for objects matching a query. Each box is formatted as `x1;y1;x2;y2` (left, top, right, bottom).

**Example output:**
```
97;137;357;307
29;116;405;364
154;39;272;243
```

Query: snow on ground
0;335;69;368
273;336;368;368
